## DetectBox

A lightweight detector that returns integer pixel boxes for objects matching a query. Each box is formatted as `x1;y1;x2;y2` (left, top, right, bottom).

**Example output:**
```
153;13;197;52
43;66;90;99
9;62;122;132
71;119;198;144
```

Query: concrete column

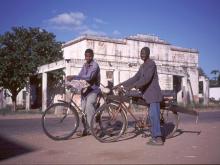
204;78;209;105
25;77;30;111
64;60;71;102
42;72;47;112
182;76;188;106
187;78;195;105
113;69;120;86
0;88;3;109
65;60;71;76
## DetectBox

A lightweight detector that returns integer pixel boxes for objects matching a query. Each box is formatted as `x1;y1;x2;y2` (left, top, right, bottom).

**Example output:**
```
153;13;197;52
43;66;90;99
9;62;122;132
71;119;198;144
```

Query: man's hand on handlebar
66;75;73;81
124;86;133;91
66;75;79;81
114;84;134;92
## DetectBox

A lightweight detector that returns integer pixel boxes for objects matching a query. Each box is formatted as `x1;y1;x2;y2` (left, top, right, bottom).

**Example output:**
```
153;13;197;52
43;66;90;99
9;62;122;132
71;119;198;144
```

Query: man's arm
77;63;99;82
133;62;155;89
66;68;83;81
66;64;85;81
121;69;141;88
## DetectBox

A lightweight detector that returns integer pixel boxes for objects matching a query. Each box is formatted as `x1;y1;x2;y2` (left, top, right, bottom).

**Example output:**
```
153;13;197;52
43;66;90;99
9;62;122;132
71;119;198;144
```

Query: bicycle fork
127;102;151;138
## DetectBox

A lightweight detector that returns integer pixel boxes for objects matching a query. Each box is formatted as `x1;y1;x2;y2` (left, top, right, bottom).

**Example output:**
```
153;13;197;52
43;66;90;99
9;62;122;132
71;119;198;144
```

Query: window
106;71;113;80
199;81;203;94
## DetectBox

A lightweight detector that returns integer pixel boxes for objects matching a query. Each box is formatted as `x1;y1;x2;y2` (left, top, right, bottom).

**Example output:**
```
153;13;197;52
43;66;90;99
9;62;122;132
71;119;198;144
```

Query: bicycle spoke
42;103;79;140
91;103;127;142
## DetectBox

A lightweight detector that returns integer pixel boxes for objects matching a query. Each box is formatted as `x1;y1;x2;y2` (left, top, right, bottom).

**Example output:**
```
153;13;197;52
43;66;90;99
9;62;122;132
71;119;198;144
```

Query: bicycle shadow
118;121;177;142
69;130;90;140
107;121;151;143
0;135;37;161
161;121;201;140
170;129;201;138
65;127;201;142
109;121;201;143
118;128;151;142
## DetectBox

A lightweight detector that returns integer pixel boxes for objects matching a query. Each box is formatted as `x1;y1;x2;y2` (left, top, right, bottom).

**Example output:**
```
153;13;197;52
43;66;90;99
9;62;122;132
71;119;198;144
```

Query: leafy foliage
210;69;220;87
0;26;64;110
198;67;207;77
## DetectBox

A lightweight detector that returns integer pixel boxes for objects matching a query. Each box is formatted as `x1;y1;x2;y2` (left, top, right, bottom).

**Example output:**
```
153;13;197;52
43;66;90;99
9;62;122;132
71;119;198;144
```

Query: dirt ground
0;110;220;164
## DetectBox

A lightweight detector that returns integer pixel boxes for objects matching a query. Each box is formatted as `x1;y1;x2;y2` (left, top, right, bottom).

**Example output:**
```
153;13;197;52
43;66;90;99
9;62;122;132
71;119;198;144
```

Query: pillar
113;69;120;86
25;77;30;111
42;72;47;111
182;76;188;106
203;78;209;105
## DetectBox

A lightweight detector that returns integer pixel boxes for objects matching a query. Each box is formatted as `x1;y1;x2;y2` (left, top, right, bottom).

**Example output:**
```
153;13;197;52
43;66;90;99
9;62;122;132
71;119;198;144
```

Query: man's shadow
0;135;36;161
100;120;201;143
171;129;201;138
68;120;201;142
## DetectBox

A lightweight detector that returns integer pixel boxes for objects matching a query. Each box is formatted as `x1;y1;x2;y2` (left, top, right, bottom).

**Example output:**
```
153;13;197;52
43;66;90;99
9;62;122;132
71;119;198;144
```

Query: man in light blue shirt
67;49;101;136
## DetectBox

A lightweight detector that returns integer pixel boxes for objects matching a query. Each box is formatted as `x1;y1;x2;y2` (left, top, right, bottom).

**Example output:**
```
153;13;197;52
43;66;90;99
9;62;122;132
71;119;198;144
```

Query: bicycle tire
42;102;79;140
90;102;127;143
160;110;179;139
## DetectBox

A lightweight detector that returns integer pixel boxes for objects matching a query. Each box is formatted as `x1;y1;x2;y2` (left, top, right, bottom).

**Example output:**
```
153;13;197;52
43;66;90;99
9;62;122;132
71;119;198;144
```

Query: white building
2;34;209;110
209;87;220;101
198;76;209;104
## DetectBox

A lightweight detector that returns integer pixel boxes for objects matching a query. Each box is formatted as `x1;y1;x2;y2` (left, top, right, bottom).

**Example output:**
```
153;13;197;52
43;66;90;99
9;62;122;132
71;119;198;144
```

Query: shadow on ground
173;129;201;137
0;135;37;161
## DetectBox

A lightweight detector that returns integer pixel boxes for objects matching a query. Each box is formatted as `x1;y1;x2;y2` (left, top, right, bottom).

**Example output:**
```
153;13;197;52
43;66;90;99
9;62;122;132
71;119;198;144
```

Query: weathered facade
209;87;220;101
198;76;209;104
38;34;201;110
2;34;209;110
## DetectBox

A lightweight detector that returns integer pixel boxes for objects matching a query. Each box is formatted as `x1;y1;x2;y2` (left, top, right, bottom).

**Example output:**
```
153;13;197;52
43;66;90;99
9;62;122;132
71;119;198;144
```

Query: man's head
140;47;150;61
85;48;94;64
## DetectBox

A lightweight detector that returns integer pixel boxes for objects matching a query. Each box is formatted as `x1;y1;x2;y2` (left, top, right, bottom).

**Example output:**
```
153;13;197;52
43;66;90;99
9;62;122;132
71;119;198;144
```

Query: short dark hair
141;47;150;58
85;48;94;56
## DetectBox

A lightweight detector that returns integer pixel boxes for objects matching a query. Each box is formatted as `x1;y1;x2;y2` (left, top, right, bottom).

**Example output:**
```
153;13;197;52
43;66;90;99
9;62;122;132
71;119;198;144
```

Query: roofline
62;35;126;48
170;46;199;53
62;34;199;53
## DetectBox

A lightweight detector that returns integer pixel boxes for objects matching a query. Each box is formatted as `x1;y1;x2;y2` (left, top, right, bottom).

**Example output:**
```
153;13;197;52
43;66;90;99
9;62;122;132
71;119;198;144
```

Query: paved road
0;110;220;164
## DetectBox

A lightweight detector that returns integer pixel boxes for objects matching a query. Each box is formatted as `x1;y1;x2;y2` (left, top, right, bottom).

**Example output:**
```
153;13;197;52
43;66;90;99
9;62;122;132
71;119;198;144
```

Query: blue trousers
148;102;162;138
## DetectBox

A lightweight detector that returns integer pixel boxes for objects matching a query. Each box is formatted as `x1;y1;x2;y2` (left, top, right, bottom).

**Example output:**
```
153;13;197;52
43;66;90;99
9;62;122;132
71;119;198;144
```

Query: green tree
198;67;207;77
210;69;220;86
211;70;219;81
218;74;220;85
0;26;63;111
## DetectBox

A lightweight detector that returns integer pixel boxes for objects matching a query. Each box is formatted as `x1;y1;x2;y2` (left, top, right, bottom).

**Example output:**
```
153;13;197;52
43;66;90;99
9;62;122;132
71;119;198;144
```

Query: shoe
76;129;91;137
147;137;164;146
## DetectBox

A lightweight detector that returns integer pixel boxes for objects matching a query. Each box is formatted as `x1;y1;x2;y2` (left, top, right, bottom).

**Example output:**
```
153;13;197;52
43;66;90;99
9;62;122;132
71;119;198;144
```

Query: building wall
63;39;87;60
2;86;35;108
62;34;199;104
3;34;203;109
209;87;220;101
198;76;209;105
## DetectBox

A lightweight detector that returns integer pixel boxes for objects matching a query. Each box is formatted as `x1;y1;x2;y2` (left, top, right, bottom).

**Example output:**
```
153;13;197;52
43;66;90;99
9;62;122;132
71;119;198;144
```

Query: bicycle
41;81;110;141
90;87;179;143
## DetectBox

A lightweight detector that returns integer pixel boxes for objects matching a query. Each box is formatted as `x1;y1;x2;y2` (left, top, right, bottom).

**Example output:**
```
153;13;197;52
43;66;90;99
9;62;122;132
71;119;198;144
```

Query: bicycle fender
57;100;69;104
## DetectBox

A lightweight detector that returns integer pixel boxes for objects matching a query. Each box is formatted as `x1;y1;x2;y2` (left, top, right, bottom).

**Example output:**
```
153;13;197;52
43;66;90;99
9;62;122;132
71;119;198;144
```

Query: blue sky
0;0;220;78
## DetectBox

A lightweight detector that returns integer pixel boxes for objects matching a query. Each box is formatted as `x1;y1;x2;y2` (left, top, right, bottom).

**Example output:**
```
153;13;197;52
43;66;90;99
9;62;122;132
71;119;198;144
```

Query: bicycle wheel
91;102;127;143
42;102;79;140
160;110;179;139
